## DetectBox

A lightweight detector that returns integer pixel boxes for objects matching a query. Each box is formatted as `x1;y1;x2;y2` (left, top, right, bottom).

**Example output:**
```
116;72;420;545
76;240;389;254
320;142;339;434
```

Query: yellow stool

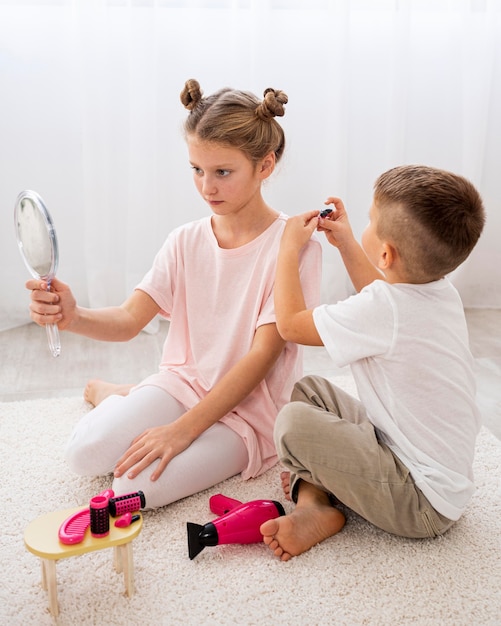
24;507;143;617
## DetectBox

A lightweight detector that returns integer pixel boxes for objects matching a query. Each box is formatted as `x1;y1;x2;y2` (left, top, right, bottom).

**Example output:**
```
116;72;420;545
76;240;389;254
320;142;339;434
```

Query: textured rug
1;378;501;625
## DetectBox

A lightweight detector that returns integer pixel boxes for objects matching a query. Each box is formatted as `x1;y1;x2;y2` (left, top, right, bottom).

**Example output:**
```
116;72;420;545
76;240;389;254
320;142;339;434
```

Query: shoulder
159;217;212;249
169;216;211;239
371;277;462;306
150;218;213;267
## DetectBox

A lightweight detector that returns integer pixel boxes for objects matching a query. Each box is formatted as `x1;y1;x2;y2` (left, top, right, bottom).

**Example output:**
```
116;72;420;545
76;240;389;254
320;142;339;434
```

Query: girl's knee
64;440;95;475
65;438;115;476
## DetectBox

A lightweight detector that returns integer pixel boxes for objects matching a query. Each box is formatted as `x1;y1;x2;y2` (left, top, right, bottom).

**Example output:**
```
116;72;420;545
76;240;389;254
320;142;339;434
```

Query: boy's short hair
374;165;486;282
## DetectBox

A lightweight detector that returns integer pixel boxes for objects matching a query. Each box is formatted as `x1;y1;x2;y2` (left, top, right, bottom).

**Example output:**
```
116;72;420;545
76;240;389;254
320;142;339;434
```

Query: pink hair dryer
187;493;285;560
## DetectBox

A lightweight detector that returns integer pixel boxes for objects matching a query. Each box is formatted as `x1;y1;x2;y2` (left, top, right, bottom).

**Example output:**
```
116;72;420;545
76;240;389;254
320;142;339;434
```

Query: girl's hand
26;276;77;331
113;421;193;482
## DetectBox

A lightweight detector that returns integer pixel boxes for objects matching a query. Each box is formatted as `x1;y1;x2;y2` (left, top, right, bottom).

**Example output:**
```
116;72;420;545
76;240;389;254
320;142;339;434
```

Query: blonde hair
374;165;485;282
180;79;288;164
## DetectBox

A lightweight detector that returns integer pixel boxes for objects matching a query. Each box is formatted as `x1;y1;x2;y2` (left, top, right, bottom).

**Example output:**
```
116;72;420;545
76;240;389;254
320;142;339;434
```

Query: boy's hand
282;210;319;251
317;197;355;250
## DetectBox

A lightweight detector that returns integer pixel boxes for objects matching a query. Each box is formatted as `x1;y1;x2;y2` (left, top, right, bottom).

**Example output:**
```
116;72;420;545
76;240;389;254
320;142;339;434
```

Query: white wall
1;1;500;331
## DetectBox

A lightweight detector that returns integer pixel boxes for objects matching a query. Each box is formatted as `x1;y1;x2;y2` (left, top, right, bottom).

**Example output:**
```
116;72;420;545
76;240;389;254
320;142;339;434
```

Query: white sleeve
313;281;395;367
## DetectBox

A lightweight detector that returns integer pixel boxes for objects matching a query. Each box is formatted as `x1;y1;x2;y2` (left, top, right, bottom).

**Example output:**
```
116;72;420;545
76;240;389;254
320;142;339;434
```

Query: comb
58;489;115;545
58;508;91;545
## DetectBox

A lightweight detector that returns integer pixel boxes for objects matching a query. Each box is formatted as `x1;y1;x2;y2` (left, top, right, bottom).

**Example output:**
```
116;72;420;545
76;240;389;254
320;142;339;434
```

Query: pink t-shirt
135;213;322;479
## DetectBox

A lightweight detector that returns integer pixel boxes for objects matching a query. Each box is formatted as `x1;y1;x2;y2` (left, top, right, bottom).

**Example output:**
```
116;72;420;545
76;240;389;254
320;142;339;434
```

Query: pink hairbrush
58;489;114;545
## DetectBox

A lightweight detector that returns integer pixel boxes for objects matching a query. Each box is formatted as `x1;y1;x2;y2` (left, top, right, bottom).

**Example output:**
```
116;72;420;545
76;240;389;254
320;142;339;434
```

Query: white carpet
1;377;501;625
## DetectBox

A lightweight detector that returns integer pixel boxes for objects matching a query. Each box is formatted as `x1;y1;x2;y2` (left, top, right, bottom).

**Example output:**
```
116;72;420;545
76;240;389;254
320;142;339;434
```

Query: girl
26;79;322;509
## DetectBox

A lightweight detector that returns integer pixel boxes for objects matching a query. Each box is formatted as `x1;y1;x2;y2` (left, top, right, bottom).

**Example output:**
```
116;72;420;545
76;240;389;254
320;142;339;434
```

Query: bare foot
84;379;134;407
260;481;345;561
280;471;292;501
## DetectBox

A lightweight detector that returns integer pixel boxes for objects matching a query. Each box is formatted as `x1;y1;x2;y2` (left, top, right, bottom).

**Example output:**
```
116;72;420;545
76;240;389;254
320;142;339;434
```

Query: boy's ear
259;152;276;179
378;242;397;270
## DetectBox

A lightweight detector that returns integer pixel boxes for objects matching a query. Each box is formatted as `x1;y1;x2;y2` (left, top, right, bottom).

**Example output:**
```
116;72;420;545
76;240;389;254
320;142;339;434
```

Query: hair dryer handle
209;494;243;516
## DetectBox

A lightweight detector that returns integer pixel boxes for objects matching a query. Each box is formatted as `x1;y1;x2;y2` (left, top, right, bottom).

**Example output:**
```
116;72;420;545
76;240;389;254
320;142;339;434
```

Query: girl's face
187;136;272;216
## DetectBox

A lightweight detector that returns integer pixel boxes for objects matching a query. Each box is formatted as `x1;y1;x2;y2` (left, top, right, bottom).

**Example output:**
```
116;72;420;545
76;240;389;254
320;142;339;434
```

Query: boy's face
361;201;384;268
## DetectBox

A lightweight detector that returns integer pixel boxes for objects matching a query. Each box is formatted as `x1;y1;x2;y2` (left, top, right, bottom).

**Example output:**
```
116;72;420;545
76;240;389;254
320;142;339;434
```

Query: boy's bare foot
260;481;345;561
280;471;292;501
84;380;134;407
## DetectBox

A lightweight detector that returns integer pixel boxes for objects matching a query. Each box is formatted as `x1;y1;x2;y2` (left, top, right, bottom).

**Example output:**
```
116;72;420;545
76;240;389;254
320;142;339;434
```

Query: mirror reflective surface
14;190;61;357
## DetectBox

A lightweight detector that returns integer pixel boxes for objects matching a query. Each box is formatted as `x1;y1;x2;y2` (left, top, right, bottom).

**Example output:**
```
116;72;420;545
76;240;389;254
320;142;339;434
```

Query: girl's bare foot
280;471;292;501
84;380;134;407
260;481;345;561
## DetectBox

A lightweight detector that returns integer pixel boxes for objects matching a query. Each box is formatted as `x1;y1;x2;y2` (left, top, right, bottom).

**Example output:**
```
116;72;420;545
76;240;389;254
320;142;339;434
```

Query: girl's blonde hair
180;79;288;164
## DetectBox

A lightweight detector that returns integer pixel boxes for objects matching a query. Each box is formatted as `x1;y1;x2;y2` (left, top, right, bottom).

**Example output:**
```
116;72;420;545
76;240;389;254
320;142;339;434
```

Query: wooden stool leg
114;545;123;573
118;542;135;597
40;559;47;591
42;558;59;617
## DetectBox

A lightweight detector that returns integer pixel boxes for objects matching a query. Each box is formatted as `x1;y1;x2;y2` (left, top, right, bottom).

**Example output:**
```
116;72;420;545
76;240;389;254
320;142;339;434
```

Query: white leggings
65;386;249;509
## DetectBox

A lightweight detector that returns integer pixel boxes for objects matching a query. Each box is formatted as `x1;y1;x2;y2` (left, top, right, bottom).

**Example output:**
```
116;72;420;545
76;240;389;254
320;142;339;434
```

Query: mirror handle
46;323;61;358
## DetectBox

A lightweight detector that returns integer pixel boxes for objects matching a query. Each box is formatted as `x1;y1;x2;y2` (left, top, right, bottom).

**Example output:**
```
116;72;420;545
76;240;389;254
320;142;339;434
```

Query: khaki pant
275;375;454;538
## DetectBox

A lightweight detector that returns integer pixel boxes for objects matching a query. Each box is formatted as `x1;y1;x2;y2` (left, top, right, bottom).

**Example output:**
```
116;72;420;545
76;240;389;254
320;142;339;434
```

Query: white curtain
1;0;500;332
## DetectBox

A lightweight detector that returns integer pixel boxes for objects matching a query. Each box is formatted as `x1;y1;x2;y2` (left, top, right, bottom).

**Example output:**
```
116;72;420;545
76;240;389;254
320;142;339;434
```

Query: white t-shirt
313;278;481;520
135;213;322;479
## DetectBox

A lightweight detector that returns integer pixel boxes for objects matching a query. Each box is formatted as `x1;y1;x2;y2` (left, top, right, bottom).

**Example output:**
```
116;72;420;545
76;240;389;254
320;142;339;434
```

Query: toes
262;535;279;551
260;518;279;537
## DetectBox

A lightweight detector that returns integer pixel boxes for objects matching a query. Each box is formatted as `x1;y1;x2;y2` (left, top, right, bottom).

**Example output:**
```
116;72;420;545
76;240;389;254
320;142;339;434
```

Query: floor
1;309;500;440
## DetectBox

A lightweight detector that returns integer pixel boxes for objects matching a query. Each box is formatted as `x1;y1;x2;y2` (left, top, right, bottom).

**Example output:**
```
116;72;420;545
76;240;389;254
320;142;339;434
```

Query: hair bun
180;79;203;111
255;88;288;120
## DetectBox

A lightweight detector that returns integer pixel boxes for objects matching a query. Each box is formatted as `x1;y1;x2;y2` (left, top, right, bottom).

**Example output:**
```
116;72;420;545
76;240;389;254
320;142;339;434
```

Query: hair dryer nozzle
187;521;218;560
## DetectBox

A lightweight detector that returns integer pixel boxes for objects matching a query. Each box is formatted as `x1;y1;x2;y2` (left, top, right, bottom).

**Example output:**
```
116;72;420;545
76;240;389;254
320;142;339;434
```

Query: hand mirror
14;190;61;357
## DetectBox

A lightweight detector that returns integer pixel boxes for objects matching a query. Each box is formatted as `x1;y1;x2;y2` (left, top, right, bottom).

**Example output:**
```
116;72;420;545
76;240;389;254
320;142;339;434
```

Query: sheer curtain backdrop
1;0;500;332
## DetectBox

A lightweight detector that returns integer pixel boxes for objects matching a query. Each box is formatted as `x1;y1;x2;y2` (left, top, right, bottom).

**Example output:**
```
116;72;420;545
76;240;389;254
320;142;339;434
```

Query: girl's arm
114;321;286;481
26;276;160;341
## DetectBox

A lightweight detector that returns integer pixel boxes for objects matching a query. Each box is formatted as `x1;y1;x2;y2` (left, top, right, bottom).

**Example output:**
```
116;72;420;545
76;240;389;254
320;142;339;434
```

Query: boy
260;165;486;561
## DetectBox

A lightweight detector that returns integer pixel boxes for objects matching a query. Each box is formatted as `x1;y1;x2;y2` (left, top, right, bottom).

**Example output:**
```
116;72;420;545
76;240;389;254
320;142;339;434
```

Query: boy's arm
335;238;384;292
274;212;324;346
320;197;384;292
